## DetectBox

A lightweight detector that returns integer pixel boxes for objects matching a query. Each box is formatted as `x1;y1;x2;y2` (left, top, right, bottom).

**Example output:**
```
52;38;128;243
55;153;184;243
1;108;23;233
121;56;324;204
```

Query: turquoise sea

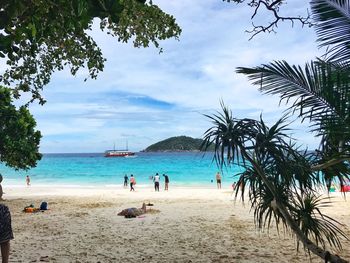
0;152;242;188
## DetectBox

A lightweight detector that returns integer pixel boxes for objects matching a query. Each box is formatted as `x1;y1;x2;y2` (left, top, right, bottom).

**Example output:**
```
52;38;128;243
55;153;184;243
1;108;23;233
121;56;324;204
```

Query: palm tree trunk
311;157;350;171
241;150;348;263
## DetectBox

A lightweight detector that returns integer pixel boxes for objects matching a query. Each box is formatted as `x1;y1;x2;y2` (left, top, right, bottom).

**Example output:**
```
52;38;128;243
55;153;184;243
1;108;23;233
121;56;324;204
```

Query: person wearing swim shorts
130;174;136;191
123;174;128;188
163;174;169;191
153;173;160;192
0;204;13;263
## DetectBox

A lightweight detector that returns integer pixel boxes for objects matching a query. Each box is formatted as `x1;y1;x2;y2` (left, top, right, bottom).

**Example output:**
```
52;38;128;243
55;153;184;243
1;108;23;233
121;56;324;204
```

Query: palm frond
291;193;349;250
236;60;350;138
202;102;264;167
311;0;350;62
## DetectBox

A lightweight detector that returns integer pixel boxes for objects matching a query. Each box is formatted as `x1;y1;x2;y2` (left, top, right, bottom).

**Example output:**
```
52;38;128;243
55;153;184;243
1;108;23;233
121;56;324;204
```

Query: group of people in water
123;173;170;192
122;171;229;192
122;171;231;192
153;173;170;191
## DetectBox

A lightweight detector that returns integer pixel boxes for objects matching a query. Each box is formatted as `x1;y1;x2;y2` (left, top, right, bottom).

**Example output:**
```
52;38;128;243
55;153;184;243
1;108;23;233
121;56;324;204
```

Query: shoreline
2;185;237;199
1;181;236;192
2;184;347;201
1;182;342;197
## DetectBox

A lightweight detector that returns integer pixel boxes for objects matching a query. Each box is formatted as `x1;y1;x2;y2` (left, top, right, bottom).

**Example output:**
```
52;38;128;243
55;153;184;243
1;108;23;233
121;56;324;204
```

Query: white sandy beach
1;186;350;262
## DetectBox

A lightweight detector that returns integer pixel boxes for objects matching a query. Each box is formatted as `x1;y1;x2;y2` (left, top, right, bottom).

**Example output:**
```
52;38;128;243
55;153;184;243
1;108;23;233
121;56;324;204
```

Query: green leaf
311;0;350;62
28;23;37;38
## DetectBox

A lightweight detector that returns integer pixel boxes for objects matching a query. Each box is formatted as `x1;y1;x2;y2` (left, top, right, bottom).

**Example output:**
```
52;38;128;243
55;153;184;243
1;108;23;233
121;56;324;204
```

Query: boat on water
104;142;135;157
104;150;135;157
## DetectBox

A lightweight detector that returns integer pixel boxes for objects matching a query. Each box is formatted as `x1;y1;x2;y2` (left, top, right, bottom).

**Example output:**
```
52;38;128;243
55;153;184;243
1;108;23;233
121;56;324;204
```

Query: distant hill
143;136;213;152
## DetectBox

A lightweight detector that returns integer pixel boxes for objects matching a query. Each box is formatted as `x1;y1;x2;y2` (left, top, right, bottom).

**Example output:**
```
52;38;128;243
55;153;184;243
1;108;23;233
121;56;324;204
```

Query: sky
19;1;324;153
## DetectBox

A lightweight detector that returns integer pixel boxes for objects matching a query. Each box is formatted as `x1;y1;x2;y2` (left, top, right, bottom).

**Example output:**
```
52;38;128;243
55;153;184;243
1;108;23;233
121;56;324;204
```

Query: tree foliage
201;104;349;263
0;0;181;104
0;0;181;170
0;86;42;170
144;136;213;152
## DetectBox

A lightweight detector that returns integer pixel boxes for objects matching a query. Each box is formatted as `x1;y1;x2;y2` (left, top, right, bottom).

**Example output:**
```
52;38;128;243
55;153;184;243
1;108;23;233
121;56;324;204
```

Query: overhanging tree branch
224;0;312;39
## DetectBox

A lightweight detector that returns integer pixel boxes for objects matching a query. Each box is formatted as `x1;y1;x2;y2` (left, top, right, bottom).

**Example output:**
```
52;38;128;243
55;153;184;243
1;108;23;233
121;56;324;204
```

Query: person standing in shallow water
123;174;128;188
163;174;169;191
26;175;30;186
216;172;222;189
130;175;136;191
153;173;160;192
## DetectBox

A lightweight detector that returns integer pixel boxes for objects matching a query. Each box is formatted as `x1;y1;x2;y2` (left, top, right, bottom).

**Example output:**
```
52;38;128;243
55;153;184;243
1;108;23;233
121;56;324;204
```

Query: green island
143;136;212;152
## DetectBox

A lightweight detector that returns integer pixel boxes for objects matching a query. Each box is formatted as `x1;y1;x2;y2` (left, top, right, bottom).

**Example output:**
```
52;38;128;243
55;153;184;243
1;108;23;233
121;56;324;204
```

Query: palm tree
235;0;350;169
202;1;350;262
236;60;350;189
236;0;350;216
202;104;349;263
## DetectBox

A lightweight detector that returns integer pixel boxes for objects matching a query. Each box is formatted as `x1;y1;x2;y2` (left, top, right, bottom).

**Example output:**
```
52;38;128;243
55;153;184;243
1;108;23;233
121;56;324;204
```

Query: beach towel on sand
24;207;39;213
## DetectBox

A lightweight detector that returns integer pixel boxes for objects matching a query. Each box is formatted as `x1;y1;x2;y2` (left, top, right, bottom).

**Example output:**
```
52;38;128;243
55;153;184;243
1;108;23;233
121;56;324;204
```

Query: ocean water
0;152;242;188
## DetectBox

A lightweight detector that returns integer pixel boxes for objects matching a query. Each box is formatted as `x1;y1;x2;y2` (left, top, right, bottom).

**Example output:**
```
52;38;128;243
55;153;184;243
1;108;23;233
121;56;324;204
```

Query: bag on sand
40;202;48;210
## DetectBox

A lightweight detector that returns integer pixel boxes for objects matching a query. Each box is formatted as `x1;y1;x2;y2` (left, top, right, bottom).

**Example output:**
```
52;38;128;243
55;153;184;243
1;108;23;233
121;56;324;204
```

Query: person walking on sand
154;173;160;192
232;182;237;190
232;182;237;195
130;174;136;191
163;174;169;191
123;174;128;188
216;172;222;189
26;175;31;186
0;203;14;263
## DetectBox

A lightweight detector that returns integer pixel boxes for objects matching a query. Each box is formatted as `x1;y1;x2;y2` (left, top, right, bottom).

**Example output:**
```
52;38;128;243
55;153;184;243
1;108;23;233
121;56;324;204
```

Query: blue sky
22;1;323;153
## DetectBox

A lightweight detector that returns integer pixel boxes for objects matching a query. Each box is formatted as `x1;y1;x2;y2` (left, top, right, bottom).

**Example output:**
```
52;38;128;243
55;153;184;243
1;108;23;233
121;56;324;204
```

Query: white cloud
6;0;324;152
